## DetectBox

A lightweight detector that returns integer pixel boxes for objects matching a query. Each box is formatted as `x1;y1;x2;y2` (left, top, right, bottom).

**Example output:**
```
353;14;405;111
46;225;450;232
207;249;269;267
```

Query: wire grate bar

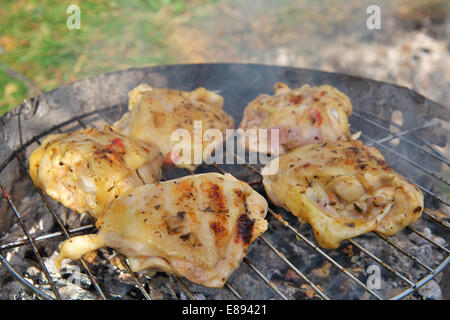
415;184;448;208
0;253;55;300
1;185;62;300
243;257;289;300
259;235;330;300
389;256;450;300
372;232;434;273
352;109;431;135
375;126;450;166
0;221;151;299
359;116;441;150
115;252;152;300
0;224;95;251
36;186;108;300
91;111;114;127
410;134;449;163
353;109;448;162
422;210;450;230
224;282;242;300
267;208;384;300
174;276;197;300
407;226;450;254
347;239;415;287
353;111;441;149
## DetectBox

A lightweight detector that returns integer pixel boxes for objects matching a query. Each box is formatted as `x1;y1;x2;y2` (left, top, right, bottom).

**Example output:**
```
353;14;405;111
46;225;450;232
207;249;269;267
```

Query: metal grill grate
0;100;448;300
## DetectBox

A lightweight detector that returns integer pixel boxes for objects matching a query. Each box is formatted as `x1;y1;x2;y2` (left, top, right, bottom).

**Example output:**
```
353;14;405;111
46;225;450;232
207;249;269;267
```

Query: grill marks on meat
56;173;268;288
236;214;255;245
202;182;227;211
233;188;255;245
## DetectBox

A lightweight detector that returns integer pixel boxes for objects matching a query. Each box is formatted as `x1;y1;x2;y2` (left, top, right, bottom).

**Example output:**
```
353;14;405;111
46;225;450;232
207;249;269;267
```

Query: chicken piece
238;83;353;155
113;85;235;171
262;140;423;249
29;126;163;218
55;173;268;288
128;83;153;109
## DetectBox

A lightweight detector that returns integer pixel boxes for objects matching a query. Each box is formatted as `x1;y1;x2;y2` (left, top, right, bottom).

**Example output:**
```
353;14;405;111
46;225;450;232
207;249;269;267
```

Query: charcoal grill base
0;64;448;300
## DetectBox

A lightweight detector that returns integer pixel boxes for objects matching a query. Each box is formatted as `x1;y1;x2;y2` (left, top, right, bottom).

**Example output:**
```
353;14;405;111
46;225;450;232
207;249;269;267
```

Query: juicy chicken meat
262;139;423;249
55;173;268;288
113;84;235;171
29;126;163;218
238;83;353;155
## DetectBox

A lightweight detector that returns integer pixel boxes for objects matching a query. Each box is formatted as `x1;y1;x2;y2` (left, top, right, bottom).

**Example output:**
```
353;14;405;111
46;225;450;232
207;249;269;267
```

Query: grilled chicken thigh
113;85;235;171
56;173;268;288
29;126;163;218
262;140;423;248
238;83;353;155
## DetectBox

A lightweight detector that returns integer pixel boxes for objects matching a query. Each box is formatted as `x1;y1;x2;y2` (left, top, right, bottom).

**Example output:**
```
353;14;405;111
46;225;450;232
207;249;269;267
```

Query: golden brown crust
262;139;423;248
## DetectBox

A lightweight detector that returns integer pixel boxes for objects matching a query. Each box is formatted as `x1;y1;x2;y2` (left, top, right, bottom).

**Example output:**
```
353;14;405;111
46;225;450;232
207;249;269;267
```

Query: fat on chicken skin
29;126;163;218
113;84;235;171
56;173;268;288
262;139;423;249
238;83;353;155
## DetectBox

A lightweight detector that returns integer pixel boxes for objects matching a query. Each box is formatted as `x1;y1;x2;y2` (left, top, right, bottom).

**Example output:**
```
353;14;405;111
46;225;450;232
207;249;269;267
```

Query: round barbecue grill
0;63;448;300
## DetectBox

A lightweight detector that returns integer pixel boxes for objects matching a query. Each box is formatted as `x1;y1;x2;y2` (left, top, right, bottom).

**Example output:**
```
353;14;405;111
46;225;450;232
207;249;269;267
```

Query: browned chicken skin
29;126;163;218
238;83;353;155
113;84;235;171
262;139;423;248
56;173;268;288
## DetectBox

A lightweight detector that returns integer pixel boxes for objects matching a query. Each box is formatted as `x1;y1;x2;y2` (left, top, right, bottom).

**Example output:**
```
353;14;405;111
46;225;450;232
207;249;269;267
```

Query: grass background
0;0;212;115
0;0;447;115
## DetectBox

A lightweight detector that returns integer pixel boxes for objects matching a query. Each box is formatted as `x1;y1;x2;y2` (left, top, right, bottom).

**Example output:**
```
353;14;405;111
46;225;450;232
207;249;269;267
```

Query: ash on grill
0;151;447;300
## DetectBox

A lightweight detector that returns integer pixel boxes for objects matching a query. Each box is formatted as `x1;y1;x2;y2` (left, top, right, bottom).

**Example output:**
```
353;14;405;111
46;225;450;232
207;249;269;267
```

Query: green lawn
0;0;208;115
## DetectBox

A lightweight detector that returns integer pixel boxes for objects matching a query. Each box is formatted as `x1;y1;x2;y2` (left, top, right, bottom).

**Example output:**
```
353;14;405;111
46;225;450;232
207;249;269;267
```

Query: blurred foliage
0;0;211;114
